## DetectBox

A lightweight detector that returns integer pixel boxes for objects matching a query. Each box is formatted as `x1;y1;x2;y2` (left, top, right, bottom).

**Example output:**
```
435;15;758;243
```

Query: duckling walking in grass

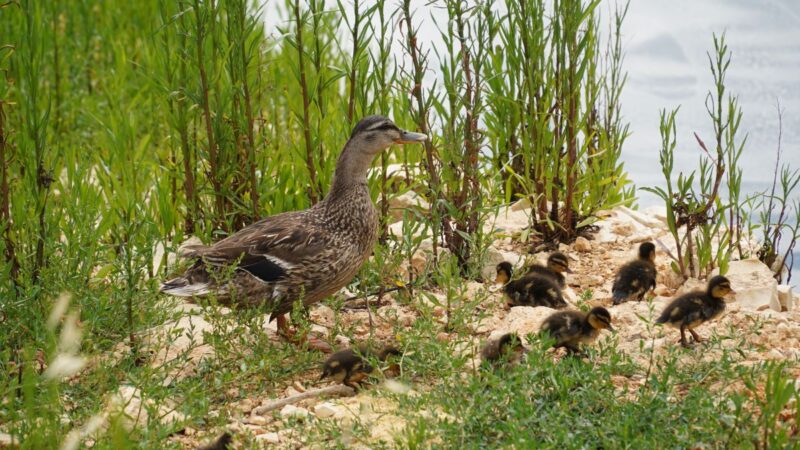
540;307;614;355
612;242;658;305
481;333;526;368
656;275;734;348
160;116;426;352
525;252;572;289
495;262;567;309
320;346;402;389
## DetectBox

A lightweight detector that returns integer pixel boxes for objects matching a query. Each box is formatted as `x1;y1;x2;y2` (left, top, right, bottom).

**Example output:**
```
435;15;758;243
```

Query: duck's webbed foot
276;314;333;353
688;328;703;344
679;326;694;348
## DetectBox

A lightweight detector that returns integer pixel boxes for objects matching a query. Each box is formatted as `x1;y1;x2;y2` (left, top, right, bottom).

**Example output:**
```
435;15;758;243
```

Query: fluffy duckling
525;252;572;289
195;432;232;450
495;262;567;309
612;242;658;305
320;346;401;388
656;275;734;348
540;307;614;354
480;332;526;367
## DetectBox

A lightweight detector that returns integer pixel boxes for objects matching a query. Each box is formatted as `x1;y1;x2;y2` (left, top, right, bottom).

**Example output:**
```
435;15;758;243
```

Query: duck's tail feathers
654;312;669;324
160;277;211;297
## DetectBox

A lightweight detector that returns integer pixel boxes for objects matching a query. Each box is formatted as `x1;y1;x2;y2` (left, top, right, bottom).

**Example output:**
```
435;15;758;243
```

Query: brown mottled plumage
495;262;567;309
320;346;402;388
540;307;614;354
656;275;733;348
481;333;525;367
612;242;657;305
161;116;426;351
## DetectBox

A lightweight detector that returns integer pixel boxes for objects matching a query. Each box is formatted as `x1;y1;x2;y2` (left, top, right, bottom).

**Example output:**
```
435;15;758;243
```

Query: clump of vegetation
1;1;798;448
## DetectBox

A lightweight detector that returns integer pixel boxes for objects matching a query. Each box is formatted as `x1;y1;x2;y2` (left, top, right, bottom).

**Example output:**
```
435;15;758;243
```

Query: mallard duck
195;432;232;450
540;306;614;354
495;261;567;309
612;242;657;305
320;346;402;388
656;275;734;348
161;116;426;352
480;332;525;367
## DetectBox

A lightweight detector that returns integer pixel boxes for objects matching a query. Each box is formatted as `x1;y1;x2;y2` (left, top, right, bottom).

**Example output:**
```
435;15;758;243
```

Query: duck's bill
395;131;427;144
606;323;616;332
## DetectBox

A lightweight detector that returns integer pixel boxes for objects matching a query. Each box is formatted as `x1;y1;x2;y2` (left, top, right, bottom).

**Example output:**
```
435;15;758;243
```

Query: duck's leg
276;314;333;353
687;328;703;344
679;325;692;348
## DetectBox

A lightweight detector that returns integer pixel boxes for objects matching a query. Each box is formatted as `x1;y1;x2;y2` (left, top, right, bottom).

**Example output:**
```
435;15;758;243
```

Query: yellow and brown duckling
656;275;734;348
480;332;526;367
540;307;614;354
160;116;426;353
612;242;658;305
320;346;402;389
495;262;567;309
525;251;572;289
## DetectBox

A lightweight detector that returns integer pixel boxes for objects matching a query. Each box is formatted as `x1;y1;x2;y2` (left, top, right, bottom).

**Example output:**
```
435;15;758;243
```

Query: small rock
574;236;591;252
777;285;794;311
279;405;309;420
246;415;268;426
436;332;451;342
256;432;280;444
0;433;17;446
432;306;446;317
653;284;671;297
510;197;533;212
310;305;335;325
293;381;306;393
239;398;254;414
611;221;634;237
712;259;780;312
388;191;430;221
314;402;340;419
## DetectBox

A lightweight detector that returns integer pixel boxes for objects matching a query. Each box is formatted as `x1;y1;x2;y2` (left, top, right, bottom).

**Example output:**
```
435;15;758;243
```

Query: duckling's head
547;252;572;273
587;307;614;332
347;116;427;155
495;261;514;284
497;333;525;359
707;275;735;299
639;242;656;262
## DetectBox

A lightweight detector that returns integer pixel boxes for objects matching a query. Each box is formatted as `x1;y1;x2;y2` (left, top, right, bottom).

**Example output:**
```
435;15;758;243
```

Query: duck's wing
189;211;328;280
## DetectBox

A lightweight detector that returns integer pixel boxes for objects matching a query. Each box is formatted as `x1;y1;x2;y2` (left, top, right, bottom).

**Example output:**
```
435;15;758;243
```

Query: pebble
574;236;591;252
314;402;340;419
280;405;310;420
256;432;281;444
239;398;254;414
246;415;269;426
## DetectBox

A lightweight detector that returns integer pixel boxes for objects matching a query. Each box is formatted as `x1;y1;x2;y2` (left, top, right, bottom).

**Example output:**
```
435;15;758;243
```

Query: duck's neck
325;142;378;201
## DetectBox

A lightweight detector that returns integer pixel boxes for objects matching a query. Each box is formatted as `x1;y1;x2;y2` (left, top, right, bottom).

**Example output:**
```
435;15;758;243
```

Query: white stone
0;432;17;446
493;306;556;343
110;386;186;430
711;259;780;312
510;197;533;212
777;285;794;312
617;205;666;230
279;405;309;420
246;415;268;426
310;305;335;325
388;191;430;221
574;236;591;252
256;432;281;444
480;245;525;281
485;205;531;235
313;402;340;419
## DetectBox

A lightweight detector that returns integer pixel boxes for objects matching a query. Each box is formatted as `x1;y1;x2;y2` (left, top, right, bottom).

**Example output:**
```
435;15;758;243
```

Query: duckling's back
526;264;565;288
505;274;567;309
612;259;657;304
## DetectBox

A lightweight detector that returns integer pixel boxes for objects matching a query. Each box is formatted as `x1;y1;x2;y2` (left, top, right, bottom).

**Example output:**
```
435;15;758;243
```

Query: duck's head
639;242;656;262
547;252;572;274
495;261;514;284
347;115;427;155
587;307;614;332
707;275;735;299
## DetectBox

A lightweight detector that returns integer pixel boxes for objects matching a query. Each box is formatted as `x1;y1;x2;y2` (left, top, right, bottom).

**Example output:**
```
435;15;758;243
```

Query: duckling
656;275;734;348
195;432;232;450
480;332;526;367
161;116;426;352
540;307;614;354
525;252;572;289
495;262;567;309
320;346;401;388
612;242;658;305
